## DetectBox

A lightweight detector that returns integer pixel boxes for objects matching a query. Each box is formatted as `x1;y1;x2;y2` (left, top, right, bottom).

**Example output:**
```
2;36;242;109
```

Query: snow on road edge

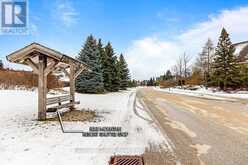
155;87;248;100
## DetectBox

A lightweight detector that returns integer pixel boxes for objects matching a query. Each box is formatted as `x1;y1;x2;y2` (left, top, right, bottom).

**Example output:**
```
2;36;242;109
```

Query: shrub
0;68;65;89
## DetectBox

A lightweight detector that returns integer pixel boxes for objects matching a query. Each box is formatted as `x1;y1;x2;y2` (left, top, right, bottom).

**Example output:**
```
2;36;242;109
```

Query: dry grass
47;110;96;122
159;80;177;88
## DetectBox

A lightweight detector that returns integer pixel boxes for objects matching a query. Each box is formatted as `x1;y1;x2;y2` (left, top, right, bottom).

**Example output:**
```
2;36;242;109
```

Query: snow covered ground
155;86;248;100
0;89;168;165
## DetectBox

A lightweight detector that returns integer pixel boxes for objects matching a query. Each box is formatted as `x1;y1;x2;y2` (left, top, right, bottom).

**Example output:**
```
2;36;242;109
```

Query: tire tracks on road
137;89;202;165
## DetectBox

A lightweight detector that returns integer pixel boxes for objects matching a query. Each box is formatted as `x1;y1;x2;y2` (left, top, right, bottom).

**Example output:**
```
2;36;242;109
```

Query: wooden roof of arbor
6;42;90;72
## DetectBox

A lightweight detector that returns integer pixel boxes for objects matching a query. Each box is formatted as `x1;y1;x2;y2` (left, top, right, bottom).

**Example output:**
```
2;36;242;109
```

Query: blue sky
1;0;248;79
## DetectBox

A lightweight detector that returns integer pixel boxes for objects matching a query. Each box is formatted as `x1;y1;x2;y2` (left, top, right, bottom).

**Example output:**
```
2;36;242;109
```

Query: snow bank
0;89;166;165
156;86;248;100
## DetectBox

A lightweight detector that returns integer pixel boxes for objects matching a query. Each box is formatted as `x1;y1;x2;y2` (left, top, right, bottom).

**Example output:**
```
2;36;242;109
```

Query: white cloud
126;6;248;80
53;0;79;27
179;6;248;52
125;37;182;80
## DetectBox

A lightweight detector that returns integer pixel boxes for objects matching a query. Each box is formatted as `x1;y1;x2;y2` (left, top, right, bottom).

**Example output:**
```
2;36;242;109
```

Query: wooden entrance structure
6;42;89;120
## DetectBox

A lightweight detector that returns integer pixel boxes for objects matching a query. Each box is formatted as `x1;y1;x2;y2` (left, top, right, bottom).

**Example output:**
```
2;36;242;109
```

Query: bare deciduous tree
182;52;191;78
171;53;191;87
171;56;182;80
194;38;214;87
176;55;183;78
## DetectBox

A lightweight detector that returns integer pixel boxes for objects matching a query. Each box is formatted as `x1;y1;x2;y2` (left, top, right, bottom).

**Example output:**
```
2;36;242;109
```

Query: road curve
137;88;248;165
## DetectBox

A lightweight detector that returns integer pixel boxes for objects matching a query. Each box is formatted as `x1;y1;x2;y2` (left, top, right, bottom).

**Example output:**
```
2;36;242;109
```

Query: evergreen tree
211;28;240;90
76;35;104;93
147;78;152;86
152;77;156;86
119;54;130;90
97;38;109;92
0;59;3;69
165;70;173;80
98;39;106;71
128;79;137;87
240;65;248;87
99;40;111;91
147;77;156;86
111;56;121;91
102;42;115;91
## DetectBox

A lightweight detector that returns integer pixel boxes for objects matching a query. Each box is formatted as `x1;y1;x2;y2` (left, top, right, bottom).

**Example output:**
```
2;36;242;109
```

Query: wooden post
69;64;75;110
38;54;47;120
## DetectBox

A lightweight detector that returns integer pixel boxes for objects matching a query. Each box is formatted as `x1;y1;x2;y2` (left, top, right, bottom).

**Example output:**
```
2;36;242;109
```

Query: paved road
137;88;248;165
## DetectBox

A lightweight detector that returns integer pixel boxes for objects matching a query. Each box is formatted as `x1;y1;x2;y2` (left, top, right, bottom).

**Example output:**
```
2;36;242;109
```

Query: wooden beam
73;66;86;80
69;64;75;110
25;58;39;74
52;65;62;73
44;60;58;76
38;54;47;120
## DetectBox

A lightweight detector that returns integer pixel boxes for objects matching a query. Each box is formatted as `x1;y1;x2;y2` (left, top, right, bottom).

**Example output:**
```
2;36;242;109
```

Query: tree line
0;59;3;69
152;28;248;91
194;28;247;90
76;35;131;93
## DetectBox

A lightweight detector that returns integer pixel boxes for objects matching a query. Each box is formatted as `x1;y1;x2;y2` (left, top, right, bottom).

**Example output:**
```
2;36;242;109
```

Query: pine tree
165;70;172;80
111;56;121;91
98;39;105;70
147;78;152;86
240;65;248;87
152;77;156;86
102;42;115;91
212;28;240;90
147;77;156;86
128;79;137;87
99;40;110;91
76;35;104;93
0;59;3;69
119;54;130;90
